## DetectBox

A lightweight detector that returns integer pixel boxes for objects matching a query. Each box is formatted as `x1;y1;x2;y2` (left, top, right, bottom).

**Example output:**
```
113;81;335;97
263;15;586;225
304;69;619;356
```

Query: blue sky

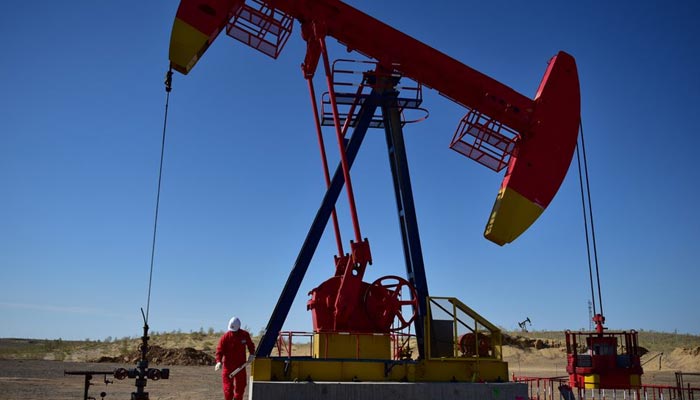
1;1;699;341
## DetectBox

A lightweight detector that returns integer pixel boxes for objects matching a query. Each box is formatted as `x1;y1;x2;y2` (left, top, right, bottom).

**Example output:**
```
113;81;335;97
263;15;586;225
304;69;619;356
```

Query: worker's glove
247;355;255;363
215;362;222;371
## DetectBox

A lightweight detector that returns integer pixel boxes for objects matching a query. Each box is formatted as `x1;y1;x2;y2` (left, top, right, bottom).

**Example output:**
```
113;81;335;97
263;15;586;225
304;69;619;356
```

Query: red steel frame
565;329;643;390
318;35;363;245
273;0;533;130
306;77;344;256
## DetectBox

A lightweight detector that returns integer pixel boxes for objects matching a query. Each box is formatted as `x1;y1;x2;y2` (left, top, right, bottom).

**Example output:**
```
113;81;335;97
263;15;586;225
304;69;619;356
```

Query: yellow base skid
252;357;508;383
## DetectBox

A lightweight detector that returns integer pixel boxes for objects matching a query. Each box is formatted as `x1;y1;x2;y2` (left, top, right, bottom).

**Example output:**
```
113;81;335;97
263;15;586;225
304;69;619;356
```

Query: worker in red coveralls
215;317;255;400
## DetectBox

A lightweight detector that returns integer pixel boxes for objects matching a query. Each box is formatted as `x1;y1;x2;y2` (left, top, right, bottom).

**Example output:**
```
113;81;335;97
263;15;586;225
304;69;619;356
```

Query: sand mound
503;334;562;350
660;347;700;371
96;345;215;366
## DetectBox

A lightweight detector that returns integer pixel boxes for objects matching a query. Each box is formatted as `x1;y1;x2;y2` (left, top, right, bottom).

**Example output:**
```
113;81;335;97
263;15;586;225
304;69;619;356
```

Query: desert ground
1;333;698;400
0;360;226;400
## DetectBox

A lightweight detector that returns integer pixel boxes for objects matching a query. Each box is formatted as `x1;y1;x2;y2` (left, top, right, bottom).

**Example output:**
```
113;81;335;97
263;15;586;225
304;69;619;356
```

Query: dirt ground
1;350;697;400
0;360;242;400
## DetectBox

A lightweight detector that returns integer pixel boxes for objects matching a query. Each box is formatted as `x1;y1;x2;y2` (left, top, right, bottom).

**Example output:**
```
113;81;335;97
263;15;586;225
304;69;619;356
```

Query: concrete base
250;381;528;400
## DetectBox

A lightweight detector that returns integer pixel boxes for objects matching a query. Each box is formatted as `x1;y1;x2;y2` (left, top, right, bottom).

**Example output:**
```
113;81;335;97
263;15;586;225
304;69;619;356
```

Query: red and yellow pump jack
168;0;581;384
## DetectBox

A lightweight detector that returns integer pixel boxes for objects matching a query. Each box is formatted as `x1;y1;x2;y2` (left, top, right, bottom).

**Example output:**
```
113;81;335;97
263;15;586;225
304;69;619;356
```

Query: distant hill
1;330;699;365
506;330;700;353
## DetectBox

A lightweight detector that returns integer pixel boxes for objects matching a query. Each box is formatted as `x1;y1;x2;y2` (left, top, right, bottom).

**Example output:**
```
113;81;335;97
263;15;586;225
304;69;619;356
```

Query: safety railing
275;331;314;358
321;59;429;129
513;376;700;400
676;372;700;400
426;297;503;361
274;331;415;360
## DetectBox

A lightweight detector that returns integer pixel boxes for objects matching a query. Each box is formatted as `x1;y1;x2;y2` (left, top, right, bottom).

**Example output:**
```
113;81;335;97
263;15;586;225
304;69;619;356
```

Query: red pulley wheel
364;275;418;332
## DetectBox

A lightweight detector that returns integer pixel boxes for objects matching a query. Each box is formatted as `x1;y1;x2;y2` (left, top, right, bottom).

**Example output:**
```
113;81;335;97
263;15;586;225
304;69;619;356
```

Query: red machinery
168;0;581;381
566;315;643;389
308;273;417;333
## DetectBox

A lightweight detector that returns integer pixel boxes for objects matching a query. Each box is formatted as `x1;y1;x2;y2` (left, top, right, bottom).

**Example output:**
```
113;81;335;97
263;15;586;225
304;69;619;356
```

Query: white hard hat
228;317;241;332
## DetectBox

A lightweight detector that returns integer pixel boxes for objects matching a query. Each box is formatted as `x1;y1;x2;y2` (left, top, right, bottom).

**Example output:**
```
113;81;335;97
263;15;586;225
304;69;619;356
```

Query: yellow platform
252;356;508;382
253;297;509;383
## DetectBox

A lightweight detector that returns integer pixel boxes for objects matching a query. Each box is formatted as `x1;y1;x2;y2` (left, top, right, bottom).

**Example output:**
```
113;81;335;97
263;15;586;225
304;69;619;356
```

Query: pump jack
518;317;532;333
168;0;580;384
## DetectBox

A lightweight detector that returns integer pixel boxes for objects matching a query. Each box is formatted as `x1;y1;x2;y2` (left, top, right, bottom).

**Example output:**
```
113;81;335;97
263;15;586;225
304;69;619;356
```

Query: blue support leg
381;94;430;360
